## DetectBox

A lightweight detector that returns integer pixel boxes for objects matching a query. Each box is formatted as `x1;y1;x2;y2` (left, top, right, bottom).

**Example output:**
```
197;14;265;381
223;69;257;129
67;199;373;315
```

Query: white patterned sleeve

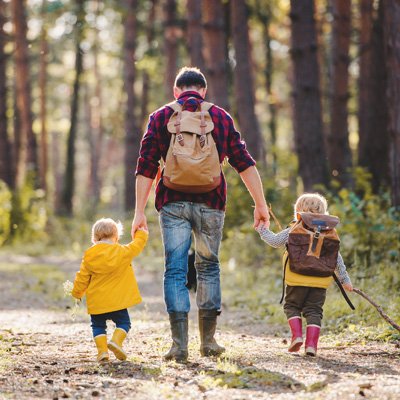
257;227;290;248
335;252;351;285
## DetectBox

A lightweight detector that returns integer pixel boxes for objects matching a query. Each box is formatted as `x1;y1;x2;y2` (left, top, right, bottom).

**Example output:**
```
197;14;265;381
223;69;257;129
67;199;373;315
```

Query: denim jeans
90;308;131;338
159;201;225;313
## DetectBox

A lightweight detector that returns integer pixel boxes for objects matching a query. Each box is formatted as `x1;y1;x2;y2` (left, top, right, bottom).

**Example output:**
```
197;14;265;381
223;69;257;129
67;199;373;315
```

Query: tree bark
186;0;204;71
39;1;48;192
257;1;277;174
202;0;229;110
230;0;264;161
290;0;329;190
12;0;37;188
328;0;352;186
60;0;84;215
164;0;178;98
0;0;12;187
124;0;140;211
357;0;373;168
369;1;389;192
141;0;157;128
383;0;400;208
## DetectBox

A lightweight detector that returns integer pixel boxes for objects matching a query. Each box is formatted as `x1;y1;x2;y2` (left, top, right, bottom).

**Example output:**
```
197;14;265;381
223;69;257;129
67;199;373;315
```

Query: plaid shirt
136;91;255;211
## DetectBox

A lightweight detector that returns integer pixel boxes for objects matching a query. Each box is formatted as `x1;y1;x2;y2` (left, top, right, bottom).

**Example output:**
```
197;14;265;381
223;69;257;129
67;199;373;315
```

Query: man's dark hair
174;67;207;89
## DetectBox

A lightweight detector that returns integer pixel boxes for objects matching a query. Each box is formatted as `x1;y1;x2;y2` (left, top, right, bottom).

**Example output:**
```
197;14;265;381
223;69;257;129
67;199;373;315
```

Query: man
132;67;269;361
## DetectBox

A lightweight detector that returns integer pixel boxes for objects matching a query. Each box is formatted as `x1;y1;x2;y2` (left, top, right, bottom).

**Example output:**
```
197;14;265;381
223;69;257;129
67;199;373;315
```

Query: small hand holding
343;282;353;292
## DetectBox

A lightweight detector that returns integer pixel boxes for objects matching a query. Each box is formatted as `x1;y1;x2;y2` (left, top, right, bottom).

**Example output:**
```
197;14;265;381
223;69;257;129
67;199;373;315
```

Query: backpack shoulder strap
166;101;182;112
200;101;213;112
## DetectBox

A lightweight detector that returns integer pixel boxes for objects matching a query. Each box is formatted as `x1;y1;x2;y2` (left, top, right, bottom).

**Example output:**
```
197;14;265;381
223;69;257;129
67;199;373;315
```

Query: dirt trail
0;255;399;400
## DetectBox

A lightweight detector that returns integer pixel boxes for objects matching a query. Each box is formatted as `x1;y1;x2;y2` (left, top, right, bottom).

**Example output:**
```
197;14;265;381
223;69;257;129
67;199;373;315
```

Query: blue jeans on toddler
90;308;131;338
159;201;224;314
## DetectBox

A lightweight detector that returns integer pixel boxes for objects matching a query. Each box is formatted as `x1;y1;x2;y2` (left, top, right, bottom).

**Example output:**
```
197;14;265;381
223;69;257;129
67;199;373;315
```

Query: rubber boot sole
108;341;127;360
288;337;303;352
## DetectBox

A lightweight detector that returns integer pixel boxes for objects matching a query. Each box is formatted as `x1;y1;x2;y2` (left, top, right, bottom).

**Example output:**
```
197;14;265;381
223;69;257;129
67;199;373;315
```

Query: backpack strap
166;101;182;112
280;251;288;304
333;273;355;310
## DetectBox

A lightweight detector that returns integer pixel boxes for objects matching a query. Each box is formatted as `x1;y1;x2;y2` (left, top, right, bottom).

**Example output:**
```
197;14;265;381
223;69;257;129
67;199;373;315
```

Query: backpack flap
299;212;340;230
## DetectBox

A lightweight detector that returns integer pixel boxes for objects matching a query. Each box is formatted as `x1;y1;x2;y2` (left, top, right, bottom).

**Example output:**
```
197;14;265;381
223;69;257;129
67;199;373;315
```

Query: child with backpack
258;193;353;356
71;218;148;362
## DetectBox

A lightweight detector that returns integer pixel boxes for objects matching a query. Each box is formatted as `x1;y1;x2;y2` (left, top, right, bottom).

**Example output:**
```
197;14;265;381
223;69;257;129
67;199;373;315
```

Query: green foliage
220;169;400;333
0;180;12;246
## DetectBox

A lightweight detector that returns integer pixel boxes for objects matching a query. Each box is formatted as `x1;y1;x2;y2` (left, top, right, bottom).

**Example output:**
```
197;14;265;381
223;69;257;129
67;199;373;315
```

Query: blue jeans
90;309;131;338
160;201;225;314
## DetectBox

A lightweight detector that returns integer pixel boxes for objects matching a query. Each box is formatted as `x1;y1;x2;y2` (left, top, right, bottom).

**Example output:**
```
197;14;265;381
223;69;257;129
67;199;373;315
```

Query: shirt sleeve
225;112;256;173
136;113;161;179
257;227;290;248
71;261;91;299
335;252;351;285
122;230;149;259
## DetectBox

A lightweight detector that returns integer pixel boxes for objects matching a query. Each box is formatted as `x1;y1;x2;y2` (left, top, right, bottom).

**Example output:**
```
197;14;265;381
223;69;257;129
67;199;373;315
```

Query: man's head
92;218;123;244
174;67;207;98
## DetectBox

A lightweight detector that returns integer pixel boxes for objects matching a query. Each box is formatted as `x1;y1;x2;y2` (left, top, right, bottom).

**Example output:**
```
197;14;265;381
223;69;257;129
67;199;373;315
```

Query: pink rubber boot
305;325;321;356
288;317;303;352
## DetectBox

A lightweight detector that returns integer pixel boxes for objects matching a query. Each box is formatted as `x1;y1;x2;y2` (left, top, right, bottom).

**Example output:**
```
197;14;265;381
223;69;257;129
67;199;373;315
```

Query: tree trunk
141;0;157;128
87;0;104;213
290;0;329;191
203;0;229;111
12;0;37;187
383;0;400;208
164;0;178;98
60;0;84;215
0;0;12;187
186;0;204;71
39;1;48;192
328;0;352;186
358;0;373;168
257;2;277;174
124;0;140;211
369;1;389;192
230;0;264;161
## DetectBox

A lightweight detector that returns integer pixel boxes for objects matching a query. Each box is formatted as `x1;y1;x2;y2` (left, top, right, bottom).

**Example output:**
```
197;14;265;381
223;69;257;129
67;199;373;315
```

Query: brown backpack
287;212;340;277
163;98;221;193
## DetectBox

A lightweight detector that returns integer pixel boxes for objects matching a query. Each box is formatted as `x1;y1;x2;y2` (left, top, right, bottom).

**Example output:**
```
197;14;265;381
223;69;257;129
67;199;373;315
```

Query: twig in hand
267;204;283;231
353;288;400;332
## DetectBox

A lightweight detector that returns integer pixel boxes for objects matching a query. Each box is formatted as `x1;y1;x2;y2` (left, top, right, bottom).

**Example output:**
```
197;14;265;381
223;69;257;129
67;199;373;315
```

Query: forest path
0;254;399;400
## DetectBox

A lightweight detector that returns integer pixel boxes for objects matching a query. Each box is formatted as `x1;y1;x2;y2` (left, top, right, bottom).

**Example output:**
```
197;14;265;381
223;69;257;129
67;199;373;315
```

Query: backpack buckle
199;135;206;147
176;133;184;146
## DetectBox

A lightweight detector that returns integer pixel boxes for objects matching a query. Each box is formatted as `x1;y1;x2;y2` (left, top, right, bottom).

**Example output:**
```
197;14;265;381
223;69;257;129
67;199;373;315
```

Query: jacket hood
83;243;122;274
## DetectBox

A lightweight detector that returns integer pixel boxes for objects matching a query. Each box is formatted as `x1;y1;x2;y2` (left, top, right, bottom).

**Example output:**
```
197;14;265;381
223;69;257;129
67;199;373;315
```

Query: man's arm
131;175;154;237
239;166;270;229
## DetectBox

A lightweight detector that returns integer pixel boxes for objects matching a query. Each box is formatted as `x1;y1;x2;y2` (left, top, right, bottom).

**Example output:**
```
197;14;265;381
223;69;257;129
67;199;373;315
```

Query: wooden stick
267;204;283;231
353;288;400;332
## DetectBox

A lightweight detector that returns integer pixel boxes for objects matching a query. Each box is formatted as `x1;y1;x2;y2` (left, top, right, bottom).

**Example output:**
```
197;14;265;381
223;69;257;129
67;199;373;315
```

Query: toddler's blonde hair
294;193;328;219
92;218;123;243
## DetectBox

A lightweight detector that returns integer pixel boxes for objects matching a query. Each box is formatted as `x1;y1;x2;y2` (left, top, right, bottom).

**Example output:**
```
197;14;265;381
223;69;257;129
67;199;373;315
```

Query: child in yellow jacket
72;218;148;362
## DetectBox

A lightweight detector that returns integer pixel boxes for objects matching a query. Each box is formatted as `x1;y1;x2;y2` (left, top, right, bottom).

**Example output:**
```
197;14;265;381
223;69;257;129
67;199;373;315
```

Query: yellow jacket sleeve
122;230;148;258
71;260;91;299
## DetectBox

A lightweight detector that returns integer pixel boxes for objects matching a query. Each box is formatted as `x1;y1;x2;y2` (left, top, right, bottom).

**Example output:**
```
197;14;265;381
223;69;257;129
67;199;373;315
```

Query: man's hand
254;205;270;230
131;212;148;239
342;282;353;292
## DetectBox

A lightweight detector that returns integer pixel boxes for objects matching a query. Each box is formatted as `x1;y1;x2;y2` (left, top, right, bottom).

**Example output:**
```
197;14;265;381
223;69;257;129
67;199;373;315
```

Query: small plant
63;279;80;320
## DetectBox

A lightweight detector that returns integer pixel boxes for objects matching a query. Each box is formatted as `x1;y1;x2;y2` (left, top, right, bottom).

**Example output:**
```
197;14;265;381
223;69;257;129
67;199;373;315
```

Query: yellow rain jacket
71;230;148;315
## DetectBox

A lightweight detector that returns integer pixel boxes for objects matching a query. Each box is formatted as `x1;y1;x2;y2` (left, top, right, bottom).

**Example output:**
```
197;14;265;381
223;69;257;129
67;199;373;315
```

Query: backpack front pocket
288;233;310;261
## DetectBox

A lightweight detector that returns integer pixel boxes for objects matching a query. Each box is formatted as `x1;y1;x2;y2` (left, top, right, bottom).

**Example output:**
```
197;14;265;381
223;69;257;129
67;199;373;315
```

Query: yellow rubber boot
94;335;109;362
108;328;128;360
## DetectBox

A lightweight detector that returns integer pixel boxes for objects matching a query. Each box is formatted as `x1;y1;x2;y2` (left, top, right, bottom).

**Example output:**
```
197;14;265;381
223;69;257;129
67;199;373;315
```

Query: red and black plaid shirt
136;91;256;211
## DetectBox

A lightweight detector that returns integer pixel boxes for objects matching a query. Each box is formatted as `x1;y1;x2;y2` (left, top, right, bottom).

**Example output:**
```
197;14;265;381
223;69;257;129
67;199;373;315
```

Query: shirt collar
177;91;204;101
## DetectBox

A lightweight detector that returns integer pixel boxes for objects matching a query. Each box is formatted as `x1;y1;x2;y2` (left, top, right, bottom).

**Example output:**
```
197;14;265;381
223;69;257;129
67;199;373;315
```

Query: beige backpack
164;97;221;193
